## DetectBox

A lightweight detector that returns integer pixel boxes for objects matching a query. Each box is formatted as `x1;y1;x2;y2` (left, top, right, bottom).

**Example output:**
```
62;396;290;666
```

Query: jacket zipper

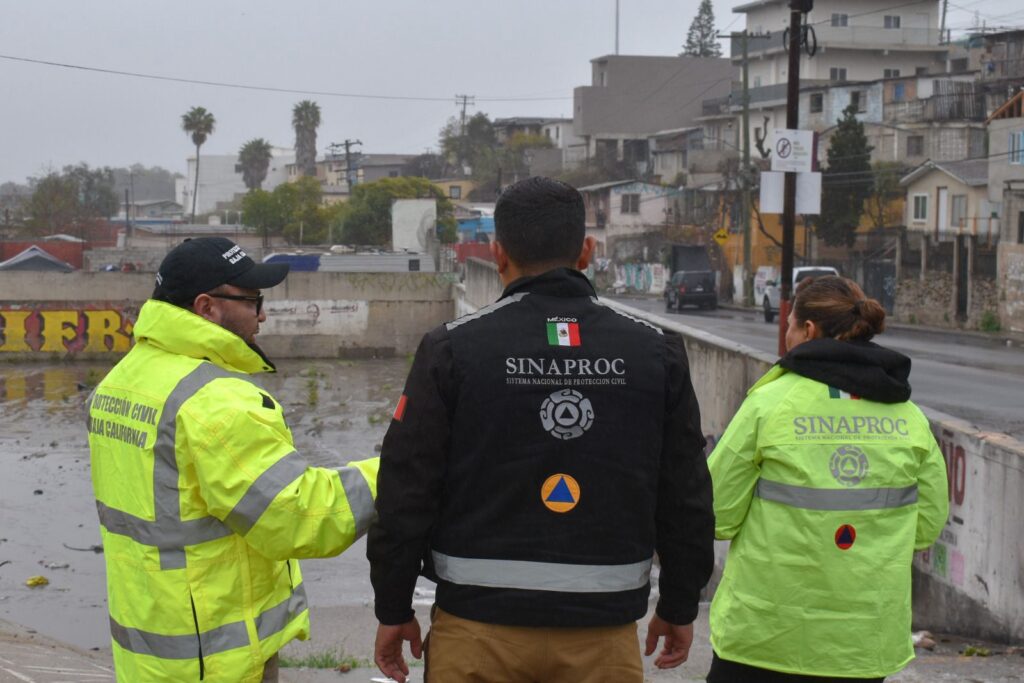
190;591;205;680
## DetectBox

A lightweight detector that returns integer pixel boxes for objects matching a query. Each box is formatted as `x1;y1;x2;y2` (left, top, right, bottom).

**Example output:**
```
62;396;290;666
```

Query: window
555;127;560;141
830;67;848;81
893;83;906;102
809;93;824;113
850;91;866;112
1010;131;1024;164
753;76;762;87
449;185;461;200
1018;211;1024;243
621;193;640;214
884;15;901;29
388;170;399;178
883;68;901;78
907;135;924;156
831;13;848;27
916;66;928;75
951;58;968;72
234;163;243;173
912;195;928;222
951;194;967;229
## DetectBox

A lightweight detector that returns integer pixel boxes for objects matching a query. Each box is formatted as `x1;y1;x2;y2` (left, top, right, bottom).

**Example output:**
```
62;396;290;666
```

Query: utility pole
940;0;949;43
778;0;811;356
454;94;475;171
334;139;362;191
615;0;620;55
124;188;131;246
741;30;753;305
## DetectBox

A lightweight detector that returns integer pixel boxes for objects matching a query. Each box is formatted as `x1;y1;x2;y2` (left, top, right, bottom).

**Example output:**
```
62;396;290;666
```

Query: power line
0;53;573;103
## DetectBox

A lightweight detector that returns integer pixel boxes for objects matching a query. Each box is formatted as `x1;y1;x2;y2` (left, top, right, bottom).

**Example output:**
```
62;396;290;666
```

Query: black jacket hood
778;338;912;404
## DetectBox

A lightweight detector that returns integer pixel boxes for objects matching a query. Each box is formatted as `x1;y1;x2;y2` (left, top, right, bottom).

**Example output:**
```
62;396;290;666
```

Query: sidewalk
5;606;1019;683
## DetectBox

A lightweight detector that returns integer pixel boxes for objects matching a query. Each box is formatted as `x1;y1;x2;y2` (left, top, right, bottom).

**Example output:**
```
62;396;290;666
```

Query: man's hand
374;619;422;683
644;614;694;669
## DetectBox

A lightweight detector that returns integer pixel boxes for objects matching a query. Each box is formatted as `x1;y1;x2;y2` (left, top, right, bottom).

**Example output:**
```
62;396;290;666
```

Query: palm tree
238;138;274;192
181;106;216;223
292;100;321;177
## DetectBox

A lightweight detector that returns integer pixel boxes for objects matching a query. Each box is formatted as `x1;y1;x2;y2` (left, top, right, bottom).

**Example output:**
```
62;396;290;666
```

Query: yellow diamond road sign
713;229;729;245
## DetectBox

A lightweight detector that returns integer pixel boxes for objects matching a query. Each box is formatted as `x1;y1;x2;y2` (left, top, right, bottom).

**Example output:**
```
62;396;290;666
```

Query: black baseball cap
152;237;289;308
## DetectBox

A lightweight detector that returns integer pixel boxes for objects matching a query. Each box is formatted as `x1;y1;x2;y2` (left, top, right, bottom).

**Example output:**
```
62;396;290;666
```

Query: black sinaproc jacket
367;268;714;628
778;337;912;403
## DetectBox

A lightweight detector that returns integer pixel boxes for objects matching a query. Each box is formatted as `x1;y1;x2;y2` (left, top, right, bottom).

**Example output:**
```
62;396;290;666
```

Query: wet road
613;297;1024;440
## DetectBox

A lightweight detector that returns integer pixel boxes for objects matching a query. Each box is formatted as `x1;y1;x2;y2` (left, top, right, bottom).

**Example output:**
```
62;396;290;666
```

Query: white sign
770;129;815;173
758;171;822;216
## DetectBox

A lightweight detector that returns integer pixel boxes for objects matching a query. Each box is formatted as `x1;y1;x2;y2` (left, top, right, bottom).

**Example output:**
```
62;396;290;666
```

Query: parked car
665;270;717;311
763;265;840;322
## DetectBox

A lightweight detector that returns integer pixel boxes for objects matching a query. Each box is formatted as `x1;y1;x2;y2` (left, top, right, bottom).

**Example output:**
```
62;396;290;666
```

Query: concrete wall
998;243;1024;333
455;262;1024;642
0;271;454;359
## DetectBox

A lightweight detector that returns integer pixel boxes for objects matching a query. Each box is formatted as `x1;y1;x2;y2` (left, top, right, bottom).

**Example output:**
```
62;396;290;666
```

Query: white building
178;146;295;216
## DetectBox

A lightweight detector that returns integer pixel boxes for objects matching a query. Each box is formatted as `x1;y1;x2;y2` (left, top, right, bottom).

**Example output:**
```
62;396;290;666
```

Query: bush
979;310;1001;332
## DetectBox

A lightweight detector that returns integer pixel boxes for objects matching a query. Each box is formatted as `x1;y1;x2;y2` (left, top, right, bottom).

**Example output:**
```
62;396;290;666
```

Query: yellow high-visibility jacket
88;300;378;682
708;366;948;678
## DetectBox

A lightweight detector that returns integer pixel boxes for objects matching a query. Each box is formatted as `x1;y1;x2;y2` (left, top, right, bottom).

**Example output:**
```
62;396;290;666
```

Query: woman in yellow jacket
707;276;948;682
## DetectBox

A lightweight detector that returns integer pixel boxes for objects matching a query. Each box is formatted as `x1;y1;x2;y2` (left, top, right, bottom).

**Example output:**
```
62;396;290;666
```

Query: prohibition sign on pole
770;129;814;173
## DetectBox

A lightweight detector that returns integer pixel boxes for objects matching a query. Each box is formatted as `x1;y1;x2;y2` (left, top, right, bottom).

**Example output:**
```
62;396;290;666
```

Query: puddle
0;358;412;649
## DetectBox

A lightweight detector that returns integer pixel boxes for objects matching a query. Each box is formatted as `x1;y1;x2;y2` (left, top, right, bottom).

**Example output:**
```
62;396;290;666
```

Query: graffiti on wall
614;263;667;295
0;307;135;354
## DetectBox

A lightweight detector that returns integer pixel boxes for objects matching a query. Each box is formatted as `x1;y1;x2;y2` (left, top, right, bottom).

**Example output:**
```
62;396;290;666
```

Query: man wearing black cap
87;237;379;683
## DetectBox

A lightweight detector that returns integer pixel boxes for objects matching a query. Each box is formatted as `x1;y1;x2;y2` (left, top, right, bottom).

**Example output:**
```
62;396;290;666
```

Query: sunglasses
208;293;264;315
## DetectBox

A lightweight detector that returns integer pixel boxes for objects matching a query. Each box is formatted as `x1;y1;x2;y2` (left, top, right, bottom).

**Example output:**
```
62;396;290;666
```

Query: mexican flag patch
547;321;581;347
828;386;860;400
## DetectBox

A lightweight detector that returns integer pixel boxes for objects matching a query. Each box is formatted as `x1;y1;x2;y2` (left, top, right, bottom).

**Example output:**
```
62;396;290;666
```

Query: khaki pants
425;607;643;683
261;654;279;682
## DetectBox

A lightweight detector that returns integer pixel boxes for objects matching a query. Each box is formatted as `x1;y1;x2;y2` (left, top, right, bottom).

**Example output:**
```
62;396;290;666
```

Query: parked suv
665;270;717;311
762;266;839;322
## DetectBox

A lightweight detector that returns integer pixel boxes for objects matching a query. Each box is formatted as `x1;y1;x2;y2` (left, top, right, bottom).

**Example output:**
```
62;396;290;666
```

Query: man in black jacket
368;176;714;683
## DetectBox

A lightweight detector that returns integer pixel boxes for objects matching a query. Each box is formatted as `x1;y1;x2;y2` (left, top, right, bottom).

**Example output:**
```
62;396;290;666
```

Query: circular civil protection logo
829;445;869;487
541;474;580;513
539;388;594;441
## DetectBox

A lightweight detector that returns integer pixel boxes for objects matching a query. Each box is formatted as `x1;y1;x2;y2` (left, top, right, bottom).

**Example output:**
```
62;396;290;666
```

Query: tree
181;106;216;223
292;100;321;177
683;0;722;58
404;153;446;180
241;177;332;245
238;138;274;191
439;112;497;175
818;105;874;247
342;177;457;246
25;164;117;236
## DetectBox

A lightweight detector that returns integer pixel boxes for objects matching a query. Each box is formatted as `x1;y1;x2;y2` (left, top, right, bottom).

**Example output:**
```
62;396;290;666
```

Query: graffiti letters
0;308;134;354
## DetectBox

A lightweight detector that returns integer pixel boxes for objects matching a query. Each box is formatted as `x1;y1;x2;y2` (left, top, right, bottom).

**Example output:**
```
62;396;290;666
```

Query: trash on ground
912;630;936;650
963;645;992;657
25;575;49;588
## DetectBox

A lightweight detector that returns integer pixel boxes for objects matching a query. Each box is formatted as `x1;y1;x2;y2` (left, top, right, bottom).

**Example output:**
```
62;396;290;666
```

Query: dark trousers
707;653;885;683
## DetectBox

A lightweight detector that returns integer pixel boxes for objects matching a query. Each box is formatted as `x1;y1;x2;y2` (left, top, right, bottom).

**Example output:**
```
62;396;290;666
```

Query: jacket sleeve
367;327;454;625
180;379;379;561
654;332;715;626
707;391;763;541
913;411;949;550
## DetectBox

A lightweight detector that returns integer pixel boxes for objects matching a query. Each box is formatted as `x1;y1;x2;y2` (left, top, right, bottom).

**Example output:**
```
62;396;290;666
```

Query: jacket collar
500;268;597;300
132;300;275;374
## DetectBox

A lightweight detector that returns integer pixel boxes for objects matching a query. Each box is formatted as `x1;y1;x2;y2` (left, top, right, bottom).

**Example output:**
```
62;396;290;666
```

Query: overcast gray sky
0;0;1019;185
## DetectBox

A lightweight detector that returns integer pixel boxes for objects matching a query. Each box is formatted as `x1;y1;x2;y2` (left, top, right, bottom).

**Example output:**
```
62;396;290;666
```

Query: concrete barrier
455;264;1024;642
0;270;455;359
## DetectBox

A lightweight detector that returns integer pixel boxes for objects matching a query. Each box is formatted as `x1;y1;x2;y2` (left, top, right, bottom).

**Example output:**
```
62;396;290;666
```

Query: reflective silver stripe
591;297;664;334
338;466;377;538
255;583;308;641
755;479;919;510
110;584;306;659
95;363;259;569
432;551;652;593
446;292;529;331
110;615;248;659
225;451;308;535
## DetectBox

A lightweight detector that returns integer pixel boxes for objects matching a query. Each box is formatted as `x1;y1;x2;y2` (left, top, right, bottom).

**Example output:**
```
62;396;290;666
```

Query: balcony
733;26;942;59
884;94;985;123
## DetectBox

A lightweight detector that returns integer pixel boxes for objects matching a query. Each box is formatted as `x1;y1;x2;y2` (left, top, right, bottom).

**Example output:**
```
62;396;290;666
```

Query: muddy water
0;358;420;650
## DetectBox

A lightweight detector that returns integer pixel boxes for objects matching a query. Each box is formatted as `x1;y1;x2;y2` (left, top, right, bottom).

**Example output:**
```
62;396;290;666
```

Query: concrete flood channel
1;359;1023;681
